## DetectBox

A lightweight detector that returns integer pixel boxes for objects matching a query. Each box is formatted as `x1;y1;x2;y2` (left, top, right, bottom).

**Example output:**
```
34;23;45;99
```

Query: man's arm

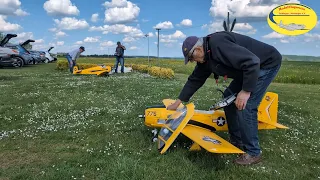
178;63;212;102
210;34;260;92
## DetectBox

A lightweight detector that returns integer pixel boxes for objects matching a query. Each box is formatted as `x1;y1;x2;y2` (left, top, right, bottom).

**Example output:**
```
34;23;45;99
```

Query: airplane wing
182;125;244;154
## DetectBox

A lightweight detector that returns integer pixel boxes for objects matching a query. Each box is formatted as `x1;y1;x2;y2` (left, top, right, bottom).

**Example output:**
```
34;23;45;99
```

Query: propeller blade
227;12;230;31
230;18;236;32
223;21;227;31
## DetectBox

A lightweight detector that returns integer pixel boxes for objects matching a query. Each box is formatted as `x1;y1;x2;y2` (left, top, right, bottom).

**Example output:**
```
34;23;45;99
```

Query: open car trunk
20;39;35;47
48;47;54;52
0;34;17;47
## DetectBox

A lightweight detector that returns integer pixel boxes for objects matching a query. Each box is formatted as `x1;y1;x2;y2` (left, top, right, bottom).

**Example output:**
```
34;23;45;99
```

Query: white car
44;47;57;63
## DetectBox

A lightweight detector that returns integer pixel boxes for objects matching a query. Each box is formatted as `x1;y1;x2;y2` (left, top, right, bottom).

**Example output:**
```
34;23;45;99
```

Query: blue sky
0;0;319;57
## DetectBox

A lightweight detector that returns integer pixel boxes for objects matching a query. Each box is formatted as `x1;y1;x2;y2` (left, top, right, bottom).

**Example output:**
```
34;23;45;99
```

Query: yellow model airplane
73;65;112;76
140;92;288;154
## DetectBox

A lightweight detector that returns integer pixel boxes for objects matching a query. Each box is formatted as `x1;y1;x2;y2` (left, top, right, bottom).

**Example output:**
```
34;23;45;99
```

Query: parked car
44;47;57;63
20;39;40;64
4;36;34;66
0;34;24;68
30;50;46;63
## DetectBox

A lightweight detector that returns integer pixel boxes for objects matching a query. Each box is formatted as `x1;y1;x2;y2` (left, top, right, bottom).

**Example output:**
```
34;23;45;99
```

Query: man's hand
167;99;182;110
235;90;251;110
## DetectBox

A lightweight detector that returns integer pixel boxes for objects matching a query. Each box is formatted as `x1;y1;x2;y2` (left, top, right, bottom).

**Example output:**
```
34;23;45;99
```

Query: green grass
1;60;320;180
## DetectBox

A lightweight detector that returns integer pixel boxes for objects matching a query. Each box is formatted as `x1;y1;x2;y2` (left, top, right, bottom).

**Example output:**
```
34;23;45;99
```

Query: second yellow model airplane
73;64;112;76
140;92;288;154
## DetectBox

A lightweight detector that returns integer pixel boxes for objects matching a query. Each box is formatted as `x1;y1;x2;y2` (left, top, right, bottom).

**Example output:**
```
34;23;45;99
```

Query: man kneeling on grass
66;46;85;73
167;31;282;165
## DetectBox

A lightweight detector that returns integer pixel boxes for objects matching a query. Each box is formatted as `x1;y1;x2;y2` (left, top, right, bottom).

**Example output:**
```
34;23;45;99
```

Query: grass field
1;59;320;180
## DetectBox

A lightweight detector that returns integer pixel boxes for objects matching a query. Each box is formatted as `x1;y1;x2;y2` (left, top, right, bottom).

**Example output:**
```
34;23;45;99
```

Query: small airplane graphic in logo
278;20;306;31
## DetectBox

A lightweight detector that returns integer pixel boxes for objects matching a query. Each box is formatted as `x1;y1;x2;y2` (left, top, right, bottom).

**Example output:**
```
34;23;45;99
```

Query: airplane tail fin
258;92;288;129
279;20;283;25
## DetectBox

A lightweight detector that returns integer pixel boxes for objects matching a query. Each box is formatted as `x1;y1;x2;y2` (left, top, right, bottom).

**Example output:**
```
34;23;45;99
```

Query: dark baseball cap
182;36;199;64
80;46;85;51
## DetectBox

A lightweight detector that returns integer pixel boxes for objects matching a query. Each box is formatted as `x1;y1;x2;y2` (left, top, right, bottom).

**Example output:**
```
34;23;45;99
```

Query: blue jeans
114;56;124;73
223;64;281;156
66;55;76;73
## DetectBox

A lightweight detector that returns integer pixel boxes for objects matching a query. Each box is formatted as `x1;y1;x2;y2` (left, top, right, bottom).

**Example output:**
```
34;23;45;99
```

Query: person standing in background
114;41;126;73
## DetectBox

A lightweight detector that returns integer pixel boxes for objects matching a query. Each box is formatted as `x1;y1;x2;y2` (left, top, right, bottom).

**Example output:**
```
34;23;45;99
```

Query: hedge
56;60;174;79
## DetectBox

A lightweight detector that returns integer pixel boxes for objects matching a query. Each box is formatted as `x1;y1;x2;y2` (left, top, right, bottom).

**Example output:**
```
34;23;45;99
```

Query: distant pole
145;34;150;66
156;28;161;61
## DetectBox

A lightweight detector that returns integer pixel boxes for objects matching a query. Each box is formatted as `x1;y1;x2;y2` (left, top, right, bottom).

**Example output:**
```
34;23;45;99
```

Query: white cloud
100;41;116;47
34;39;44;44
43;0;80;16
103;0;140;24
262;31;286;39
49;28;57;32
160;39;177;43
14;9;29;16
0;15;21;32
129;46;138;50
142;19;149;22
202;21;224;32
304;33;320;42
57;41;64;46
33;44;47;51
153;21;174;29
91;13;99;23
56;31;67;37
13;32;34;43
158;30;186;45
123;36;136;43
103;0;128;8
147;32;154;37
160;30;186;39
89;24;144;38
202;21;257;34
280;39;289;43
84;37;100;43
54;17;89;30
0;0;29;16
75;41;83;45
209;0;300;21
180;19;192;27
233;23;257;34
164;43;174;48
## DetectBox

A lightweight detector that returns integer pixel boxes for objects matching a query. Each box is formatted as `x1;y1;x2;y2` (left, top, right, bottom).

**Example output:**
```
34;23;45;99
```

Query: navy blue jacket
178;31;282;102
